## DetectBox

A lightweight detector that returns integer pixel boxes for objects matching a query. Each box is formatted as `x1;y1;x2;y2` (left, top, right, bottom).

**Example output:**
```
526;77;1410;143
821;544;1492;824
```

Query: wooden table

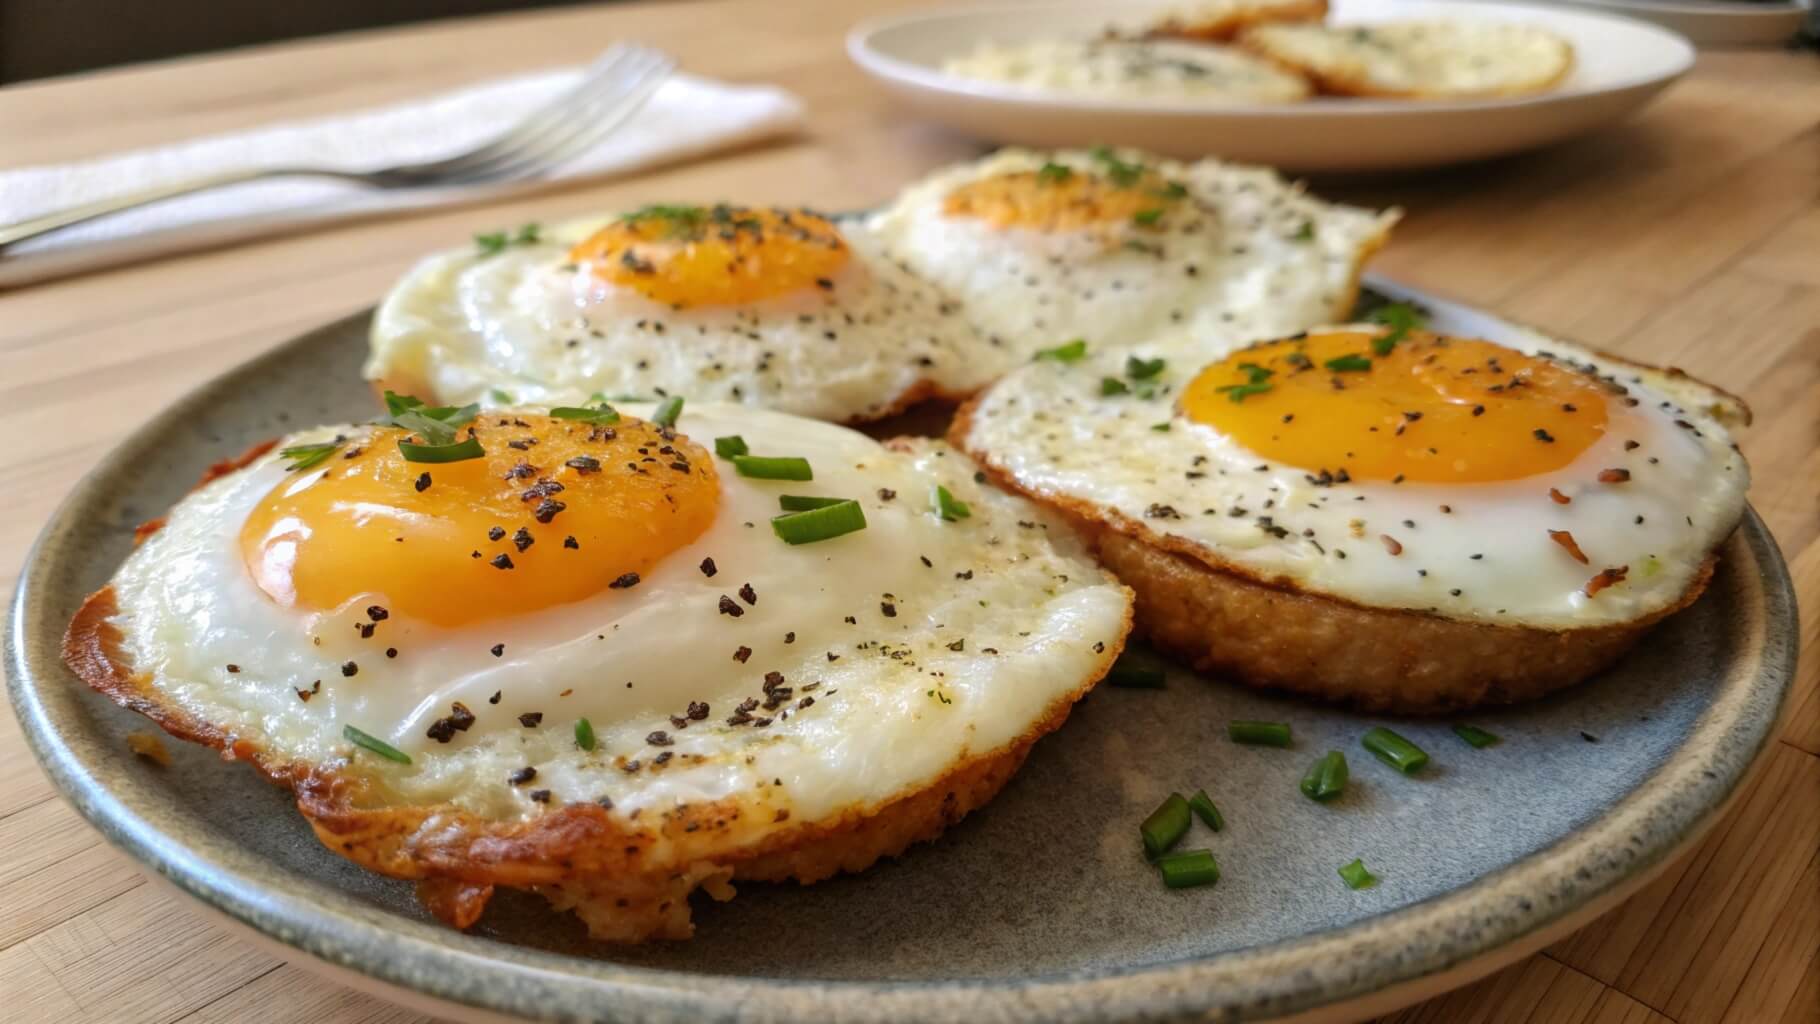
1;2;1815;1021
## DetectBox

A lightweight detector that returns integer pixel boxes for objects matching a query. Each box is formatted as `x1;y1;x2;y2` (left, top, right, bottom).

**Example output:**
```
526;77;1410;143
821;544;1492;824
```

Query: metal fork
0;44;675;251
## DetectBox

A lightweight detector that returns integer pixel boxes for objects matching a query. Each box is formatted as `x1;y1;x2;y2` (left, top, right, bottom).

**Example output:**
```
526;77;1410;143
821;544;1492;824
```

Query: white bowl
847;0;1697;172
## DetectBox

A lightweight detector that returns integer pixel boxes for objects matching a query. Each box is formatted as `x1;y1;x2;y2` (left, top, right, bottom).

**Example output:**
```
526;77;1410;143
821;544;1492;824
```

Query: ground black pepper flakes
414;472;432;493
784;631;796;644
491;553;515;570
687;701;710;720
878;488;896;501
491;643;506;657
564;536;580;549
488;691;502;705
733;646;753;663
700;557;719;578
519;712;543;727
718;595;744;617
533;498;567;523
646;730;674;747
738;582;758;605
385;648;398;659
513;527;535;552
529;789;552;803
367;605;389;621
881;601;897;617
341;661;358;677
610;572;641;589
509;767;537;786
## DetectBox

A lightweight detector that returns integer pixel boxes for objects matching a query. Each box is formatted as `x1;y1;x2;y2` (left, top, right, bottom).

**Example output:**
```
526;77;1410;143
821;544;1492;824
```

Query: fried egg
1239;19;1574;99
367;206;1006;423
941;38;1312;103
866;148;1398;359
955;326;1749;630
72;401;1131;940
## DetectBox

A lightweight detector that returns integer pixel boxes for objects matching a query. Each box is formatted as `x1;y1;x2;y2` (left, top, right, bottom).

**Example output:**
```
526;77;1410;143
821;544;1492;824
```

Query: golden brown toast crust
1141;0;1329;43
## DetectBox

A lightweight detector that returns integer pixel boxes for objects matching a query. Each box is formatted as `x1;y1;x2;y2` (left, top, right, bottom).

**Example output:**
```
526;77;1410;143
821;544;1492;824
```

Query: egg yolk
568;204;850;308
1181;330;1612;483
240;414;719;628
943;166;1183;233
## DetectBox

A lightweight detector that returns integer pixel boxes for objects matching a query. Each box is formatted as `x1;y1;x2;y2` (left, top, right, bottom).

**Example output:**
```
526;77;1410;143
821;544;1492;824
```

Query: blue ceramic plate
5;276;1797;1023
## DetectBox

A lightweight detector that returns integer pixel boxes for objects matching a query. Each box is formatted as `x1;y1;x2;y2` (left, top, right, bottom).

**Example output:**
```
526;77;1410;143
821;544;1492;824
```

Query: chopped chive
1036;161;1074;184
779;494;848;511
1090;146;1144;186
714;435;749;459
1132;207;1164;227
734;455;813;481
1151;422;1172;432
1105;656;1165;689
398;435;485;464
1216;381;1273;403
1361;727;1429;773
651;395;684;428
489;388;514;404
1324;354;1373;373
1157;849;1221;889
1229;720;1292;747
1292;220;1315;242
550;403;621;425
1033;339;1087;363
1300;750;1349;802
1338;858;1379;890
1452;724;1500;748
1187;790;1224;831
278;441;341;471
343;724;411;764
1153;181;1188;199
933;485;971;521
1141;792;1191;858
771;499;866;545
575;718;596;752
381;395;479;446
1126;355;1166;380
1100;377;1130;396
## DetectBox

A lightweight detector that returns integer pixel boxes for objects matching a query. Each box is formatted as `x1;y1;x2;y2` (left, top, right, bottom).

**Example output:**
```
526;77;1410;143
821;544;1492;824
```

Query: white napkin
0;67;806;287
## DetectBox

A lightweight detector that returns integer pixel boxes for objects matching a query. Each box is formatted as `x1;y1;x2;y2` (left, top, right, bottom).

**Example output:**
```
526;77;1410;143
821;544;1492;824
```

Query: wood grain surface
1;2;1816;1021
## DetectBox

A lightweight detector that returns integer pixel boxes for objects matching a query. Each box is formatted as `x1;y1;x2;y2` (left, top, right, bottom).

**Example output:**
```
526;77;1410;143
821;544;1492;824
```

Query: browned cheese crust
947;400;1721;714
1139;0;1329;43
65;579;1128;940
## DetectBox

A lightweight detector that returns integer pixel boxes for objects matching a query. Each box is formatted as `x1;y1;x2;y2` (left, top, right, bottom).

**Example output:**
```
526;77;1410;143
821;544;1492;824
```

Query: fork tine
442;51;673;186
399;45;646;178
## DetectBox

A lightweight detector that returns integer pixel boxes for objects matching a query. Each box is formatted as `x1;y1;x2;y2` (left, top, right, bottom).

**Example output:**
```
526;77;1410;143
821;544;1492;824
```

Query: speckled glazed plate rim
5;276;1798;1024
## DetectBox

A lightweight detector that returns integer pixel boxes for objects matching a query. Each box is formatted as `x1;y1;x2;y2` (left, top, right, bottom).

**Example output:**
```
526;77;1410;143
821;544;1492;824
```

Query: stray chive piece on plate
1361;726;1430;774
933;485;972;521
1452;724;1500;748
734;454;813;481
343;724;411;764
1187;790;1224;832
575;718;597;752
279;441;341;471
651;395;684;429
1141;792;1192;858
1105;654;1165;689
1158;849;1221;889
772;499;867;545
1299;750;1349;802
1034;338;1087;363
1338;858;1379;890
779;494;849;512
1229;720;1292;747
714;435;749;459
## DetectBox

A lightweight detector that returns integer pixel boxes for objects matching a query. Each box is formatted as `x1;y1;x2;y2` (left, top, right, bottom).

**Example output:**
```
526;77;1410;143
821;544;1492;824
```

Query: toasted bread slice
1132;0;1330;43
1239;20;1574;99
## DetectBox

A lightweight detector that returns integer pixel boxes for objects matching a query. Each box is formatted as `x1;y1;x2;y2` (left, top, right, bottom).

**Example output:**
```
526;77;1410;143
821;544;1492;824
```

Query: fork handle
0;166;362;250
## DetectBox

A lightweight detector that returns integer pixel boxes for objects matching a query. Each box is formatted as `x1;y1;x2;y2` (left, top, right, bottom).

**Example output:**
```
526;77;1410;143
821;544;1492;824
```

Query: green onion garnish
1369;301;1425;355
779;494;849;511
279;441;342;471
1090;146;1144;187
343;724;411;764
933;485;971;522
652;395;684;428
1153;181;1189;199
1361;727;1429;774
772;499;866;545
1037;162;1074;184
1106;656;1165;689
575;718;596;751
1100;377;1130;396
1158;849;1220;889
1229;720;1292;747
475;223;539;256
1140;792;1191;858
1300;750;1349;802
1034;339;1088;363
1324;354;1373;373
1216;362;1274;403
1126;355;1166;380
1292;221;1315;243
550;403;621;425
714;435;749;459
1151;422;1172;432
1187;790;1224;832
380;392;480;446
1338;858;1379;890
1132;208;1164;227
735;455;813;481
398;436;485;464
1452;724;1500;748
489;388;514;404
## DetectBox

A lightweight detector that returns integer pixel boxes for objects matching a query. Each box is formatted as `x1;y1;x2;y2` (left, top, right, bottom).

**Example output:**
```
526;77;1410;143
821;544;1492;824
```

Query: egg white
107;404;1131;825
865;148;1398;359
366;216;1008;423
941;38;1311;102
958;330;1749;630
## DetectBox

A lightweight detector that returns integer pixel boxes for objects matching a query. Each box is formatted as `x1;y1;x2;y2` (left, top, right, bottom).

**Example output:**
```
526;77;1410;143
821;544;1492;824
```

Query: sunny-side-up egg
69;399;1131;941
866;148;1399;359
952;322;1751;711
366;205;1008;423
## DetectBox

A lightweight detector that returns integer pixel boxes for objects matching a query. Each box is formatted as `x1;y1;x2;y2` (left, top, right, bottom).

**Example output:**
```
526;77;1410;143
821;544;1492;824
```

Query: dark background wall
0;1;602;84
